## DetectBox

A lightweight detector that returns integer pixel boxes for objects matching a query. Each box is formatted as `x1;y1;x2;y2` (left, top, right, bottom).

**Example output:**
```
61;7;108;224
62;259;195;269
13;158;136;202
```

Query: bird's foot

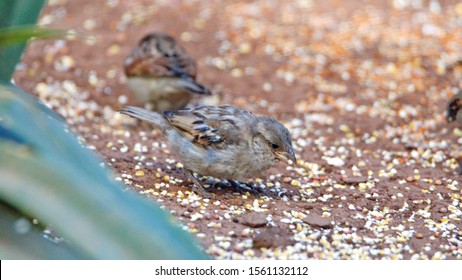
228;180;261;195
186;171;214;198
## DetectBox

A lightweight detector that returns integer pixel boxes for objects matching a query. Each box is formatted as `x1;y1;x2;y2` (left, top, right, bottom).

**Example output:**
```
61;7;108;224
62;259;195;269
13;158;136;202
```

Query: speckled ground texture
14;0;462;259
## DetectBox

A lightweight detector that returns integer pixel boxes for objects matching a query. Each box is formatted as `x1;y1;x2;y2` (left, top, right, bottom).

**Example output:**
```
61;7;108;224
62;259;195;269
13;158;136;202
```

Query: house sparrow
447;91;462;124
124;32;211;111
446;91;462;174
118;105;296;197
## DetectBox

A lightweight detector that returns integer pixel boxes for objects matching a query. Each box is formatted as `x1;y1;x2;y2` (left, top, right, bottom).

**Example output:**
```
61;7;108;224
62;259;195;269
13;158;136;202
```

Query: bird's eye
271;143;279;149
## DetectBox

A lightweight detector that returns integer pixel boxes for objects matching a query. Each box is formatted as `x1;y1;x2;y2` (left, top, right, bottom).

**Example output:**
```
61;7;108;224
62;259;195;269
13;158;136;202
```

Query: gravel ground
14;0;462;259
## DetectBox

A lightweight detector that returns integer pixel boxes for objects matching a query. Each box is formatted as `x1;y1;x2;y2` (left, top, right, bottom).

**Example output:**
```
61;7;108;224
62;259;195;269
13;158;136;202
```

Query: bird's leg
229;180;260;195
186;170;214;198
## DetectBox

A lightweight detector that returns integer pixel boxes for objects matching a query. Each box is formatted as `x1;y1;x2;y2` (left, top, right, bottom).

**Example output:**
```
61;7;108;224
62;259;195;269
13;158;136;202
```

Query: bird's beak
275;148;296;166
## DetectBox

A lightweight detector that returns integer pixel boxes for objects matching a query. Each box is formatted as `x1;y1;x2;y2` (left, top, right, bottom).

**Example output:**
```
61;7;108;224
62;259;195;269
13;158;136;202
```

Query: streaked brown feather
162;106;252;148
124;32;197;78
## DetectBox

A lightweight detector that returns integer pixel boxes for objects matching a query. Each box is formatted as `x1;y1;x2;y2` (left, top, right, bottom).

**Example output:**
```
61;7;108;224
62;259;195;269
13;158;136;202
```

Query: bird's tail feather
182;77;212;95
118;106;168;128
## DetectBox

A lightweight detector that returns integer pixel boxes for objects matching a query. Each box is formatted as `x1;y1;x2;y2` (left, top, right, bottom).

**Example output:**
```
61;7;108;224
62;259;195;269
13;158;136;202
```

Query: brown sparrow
124;32;211;111
446;91;462;174
119;105;296;197
447;91;462;124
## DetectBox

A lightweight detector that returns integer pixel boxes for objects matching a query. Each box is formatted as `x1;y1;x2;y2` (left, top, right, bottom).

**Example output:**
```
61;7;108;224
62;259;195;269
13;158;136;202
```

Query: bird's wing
163;106;252;148
124;33;197;79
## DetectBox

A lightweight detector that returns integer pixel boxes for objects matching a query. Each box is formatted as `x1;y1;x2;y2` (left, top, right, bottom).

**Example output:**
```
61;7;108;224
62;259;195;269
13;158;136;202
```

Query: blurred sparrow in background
447;90;462;124
124;32;211;111
446;90;462;174
119;105;296;197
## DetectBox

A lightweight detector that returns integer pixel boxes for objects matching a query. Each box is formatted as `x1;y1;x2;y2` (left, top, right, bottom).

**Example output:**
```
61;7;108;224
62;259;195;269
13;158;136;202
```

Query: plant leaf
0;201;87;259
0;123;29;145
0;0;46;83
0;26;69;46
0;0;46;28
0;85;208;259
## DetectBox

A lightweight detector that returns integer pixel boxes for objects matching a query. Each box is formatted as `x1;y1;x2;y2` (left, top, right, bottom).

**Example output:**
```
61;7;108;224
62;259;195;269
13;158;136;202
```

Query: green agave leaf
0;26;69;46
0;85;208;259
0;0;46;83
0;0;45;28
0;201;87;259
0;123;29;145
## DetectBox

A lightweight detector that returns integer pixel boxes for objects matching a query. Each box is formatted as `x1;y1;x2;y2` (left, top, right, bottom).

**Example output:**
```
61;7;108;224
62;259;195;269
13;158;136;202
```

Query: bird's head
255;116;296;165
